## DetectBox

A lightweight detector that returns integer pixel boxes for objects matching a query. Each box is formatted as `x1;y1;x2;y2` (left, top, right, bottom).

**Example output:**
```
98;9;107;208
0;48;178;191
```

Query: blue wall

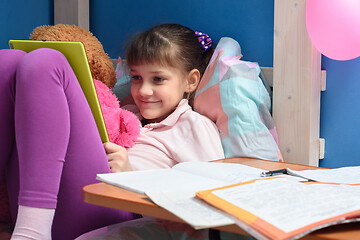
89;0;274;67
0;0;53;50
2;0;359;168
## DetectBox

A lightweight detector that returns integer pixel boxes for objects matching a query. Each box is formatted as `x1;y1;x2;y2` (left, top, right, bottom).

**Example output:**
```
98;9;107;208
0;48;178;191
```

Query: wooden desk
82;158;360;240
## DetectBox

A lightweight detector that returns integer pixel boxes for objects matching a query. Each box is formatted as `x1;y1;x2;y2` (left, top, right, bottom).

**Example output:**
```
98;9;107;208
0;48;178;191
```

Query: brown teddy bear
29;23;140;147
30;24;117;88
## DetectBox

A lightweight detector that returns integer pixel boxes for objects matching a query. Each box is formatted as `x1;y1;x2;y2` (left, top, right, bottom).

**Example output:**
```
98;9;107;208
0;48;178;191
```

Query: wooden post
54;0;89;30
273;0;322;166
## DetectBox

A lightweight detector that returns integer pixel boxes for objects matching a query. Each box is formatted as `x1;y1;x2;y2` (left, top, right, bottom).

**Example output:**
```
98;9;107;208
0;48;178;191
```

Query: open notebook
9;40;109;143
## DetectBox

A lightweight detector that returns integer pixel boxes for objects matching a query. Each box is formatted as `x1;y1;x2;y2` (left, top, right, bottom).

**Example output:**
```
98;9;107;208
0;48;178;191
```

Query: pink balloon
306;0;360;60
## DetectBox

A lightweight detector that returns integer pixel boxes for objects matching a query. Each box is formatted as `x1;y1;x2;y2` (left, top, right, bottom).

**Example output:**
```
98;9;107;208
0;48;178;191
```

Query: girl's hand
103;142;133;172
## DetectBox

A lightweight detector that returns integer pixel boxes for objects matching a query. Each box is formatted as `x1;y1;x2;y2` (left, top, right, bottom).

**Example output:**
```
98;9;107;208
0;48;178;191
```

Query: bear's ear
30;25;51;40
89;55;117;88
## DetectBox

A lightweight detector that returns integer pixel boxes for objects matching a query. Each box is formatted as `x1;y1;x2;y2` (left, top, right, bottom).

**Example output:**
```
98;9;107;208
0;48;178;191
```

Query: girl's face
130;63;189;123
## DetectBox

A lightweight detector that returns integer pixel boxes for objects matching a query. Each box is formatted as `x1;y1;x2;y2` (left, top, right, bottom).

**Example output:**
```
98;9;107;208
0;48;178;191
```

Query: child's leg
0;49;25;180
0;50;25;225
0;49;135;240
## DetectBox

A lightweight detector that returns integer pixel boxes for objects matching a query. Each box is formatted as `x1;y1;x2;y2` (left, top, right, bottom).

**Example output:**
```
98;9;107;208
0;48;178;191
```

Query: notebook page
287;166;360;184
211;178;360;234
97;162;265;195
144;163;268;229
145;191;235;229
173;162;265;184
96;168;228;195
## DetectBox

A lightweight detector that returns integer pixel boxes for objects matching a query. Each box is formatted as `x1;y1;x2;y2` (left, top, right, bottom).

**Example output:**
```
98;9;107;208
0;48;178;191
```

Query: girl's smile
138;98;161;104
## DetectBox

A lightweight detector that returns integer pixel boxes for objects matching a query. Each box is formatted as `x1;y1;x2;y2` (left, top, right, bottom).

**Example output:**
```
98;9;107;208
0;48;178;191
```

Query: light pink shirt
128;99;224;170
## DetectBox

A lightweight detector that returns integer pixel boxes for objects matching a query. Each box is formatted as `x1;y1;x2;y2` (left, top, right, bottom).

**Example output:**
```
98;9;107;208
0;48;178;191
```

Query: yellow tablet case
9;40;109;143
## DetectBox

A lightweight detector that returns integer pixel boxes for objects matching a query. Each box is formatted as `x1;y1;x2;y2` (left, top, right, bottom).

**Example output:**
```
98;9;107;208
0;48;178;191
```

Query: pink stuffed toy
94;79;140;148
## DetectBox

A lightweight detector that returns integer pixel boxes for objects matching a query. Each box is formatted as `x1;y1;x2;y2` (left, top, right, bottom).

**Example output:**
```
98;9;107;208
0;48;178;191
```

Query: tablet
9;39;109;143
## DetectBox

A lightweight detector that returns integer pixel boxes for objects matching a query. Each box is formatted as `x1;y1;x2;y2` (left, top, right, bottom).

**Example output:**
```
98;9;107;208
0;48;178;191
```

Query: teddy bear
0;24;140;226
30;24;140;147
30;24;117;88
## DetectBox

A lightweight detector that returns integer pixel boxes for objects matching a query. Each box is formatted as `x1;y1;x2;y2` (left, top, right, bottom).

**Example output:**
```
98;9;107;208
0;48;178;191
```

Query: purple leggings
0;49;136;239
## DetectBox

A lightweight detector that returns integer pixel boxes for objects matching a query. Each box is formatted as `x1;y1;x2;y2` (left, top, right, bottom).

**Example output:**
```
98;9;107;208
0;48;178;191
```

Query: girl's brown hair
126;23;214;106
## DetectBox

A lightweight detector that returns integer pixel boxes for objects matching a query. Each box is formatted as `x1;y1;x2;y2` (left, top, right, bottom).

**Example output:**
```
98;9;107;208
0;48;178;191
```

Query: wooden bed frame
54;0;325;167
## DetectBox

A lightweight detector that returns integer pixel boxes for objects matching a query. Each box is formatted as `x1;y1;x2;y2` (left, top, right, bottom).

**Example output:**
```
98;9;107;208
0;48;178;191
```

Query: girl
0;23;224;240
105;23;224;173
78;23;227;240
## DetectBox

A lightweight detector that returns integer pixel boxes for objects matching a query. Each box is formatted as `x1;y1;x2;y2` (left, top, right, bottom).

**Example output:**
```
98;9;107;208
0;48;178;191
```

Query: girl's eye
131;75;142;81
153;77;164;82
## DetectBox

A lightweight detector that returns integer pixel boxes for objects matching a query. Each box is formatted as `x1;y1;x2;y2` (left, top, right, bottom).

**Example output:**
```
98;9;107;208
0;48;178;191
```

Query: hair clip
195;31;212;51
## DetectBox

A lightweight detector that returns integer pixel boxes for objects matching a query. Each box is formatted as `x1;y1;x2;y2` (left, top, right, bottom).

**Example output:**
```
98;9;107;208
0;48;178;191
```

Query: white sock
11;205;55;240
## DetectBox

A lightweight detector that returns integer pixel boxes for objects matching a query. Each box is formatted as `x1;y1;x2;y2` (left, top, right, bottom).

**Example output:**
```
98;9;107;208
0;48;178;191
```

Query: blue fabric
194;37;281;161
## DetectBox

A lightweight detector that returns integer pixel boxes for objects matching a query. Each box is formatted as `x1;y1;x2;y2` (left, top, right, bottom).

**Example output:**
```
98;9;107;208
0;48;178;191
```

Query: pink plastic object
306;0;360;60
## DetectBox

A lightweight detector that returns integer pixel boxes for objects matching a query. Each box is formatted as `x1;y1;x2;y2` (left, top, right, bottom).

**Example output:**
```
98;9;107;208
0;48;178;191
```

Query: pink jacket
128;99;224;170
